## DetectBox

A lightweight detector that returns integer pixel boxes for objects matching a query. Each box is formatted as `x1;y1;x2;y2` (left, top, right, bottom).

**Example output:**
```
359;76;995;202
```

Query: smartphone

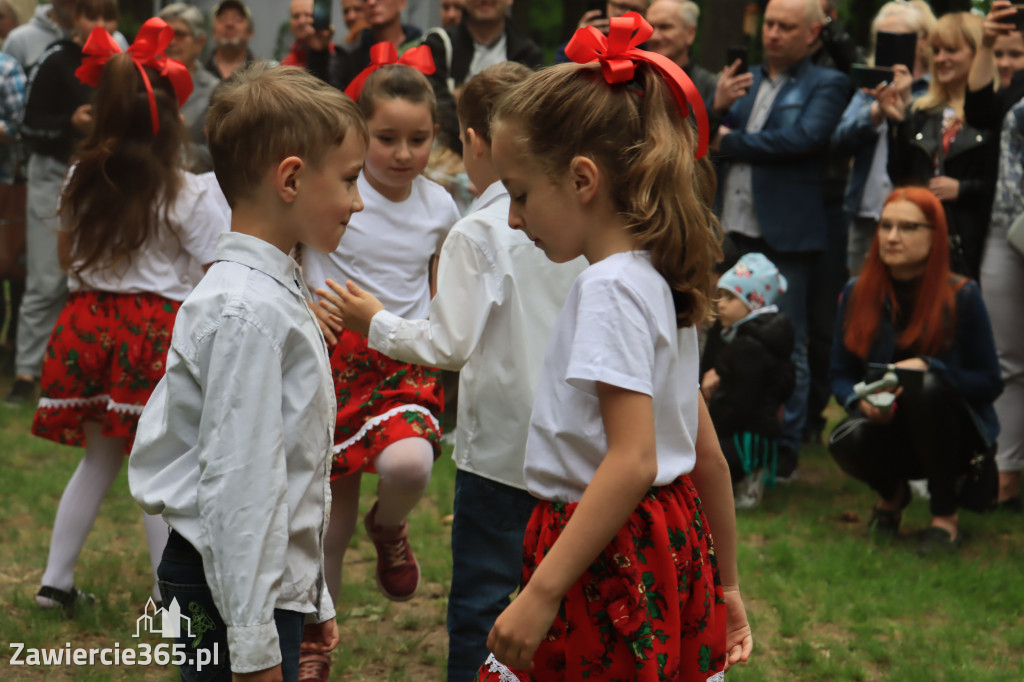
313;0;331;31
1013;4;1024;33
875;31;917;69
726;45;748;75
850;64;893;90
587;0;606;20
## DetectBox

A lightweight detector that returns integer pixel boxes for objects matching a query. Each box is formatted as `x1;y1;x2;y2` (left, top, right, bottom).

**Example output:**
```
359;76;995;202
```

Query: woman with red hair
829;187;1002;555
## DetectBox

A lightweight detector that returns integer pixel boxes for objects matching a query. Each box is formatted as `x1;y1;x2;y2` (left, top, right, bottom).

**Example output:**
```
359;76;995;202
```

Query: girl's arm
486;382;658;670
689;394;753;670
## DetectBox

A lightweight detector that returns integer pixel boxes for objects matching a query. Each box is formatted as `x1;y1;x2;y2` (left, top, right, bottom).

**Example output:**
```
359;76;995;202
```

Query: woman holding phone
880;11;997;280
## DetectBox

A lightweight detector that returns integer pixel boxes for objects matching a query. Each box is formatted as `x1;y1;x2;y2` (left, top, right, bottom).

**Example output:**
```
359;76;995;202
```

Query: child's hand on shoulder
485;584;561;670
315;279;384;337
301;617;340;654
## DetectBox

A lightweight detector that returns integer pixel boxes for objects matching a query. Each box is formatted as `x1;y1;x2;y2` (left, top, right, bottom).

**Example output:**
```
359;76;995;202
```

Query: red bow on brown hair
564;12;709;159
343;41;436;100
75;17;194;136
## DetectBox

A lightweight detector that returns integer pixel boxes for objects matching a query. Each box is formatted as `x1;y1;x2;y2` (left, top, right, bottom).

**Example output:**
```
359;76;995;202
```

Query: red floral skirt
330;328;443;479
31;291;179;453
476;476;727;682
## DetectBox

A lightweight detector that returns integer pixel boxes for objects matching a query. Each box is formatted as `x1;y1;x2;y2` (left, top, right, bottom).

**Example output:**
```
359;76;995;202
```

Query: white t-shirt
524;251;700;503
368;182;586;489
302;173;460;319
66;170;227;301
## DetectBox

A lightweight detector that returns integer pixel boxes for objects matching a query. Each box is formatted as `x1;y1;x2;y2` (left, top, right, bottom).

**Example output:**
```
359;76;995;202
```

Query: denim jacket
829;278;1002;446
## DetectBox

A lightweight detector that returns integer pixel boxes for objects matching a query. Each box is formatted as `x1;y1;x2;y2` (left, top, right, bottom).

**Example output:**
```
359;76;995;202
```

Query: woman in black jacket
882;11;998;280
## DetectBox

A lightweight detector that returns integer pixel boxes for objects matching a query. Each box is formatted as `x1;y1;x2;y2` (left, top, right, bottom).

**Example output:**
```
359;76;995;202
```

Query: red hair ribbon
75;17;194;136
344;41;436;100
564;11;709;159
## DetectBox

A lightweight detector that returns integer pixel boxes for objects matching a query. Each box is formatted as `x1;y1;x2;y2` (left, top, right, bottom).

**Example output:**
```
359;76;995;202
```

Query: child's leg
324;472;362;600
447;470;537;682
373;437;434;526
363;437;433;601
37;422;124;605
142;512;169;603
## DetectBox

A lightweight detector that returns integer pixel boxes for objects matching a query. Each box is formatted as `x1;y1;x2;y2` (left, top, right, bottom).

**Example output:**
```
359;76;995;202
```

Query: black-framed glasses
877;219;932;235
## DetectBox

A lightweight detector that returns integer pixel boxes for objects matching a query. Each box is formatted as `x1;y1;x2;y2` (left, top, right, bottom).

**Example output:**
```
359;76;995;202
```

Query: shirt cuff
227;622;281;673
367;309;402;354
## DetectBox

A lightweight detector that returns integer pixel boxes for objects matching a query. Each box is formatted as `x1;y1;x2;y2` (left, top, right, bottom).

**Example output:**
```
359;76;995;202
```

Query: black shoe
801;425;823;445
917;526;961;557
36;585;96;618
992;496;1022;514
775;447;800;484
867;507;901;538
3;378;35;407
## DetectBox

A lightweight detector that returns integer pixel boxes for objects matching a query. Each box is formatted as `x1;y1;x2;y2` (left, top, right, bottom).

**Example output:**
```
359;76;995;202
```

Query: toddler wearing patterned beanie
700;253;796;508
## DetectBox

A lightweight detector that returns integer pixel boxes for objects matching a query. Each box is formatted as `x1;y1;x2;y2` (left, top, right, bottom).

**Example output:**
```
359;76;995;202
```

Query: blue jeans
157;531;305;682
446;470;538;682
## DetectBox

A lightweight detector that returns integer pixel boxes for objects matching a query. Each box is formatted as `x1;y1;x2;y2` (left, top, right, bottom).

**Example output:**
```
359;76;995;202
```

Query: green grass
1;384;1021;681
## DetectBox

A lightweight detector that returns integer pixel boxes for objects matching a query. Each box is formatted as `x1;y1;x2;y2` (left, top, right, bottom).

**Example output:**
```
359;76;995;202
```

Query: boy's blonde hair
206;63;368;208
493;62;723;327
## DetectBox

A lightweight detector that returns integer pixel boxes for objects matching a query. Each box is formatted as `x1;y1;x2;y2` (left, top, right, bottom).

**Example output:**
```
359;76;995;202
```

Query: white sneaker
734;470;764;510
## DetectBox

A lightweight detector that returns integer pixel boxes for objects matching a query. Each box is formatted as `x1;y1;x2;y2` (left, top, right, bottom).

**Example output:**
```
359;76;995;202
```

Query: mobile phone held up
587;0;607;20
850;64;893;90
726;45;748;75
313;0;331;31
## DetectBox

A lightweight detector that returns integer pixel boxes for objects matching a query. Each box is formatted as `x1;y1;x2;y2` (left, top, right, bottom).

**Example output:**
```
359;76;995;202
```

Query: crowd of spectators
2;0;1019;552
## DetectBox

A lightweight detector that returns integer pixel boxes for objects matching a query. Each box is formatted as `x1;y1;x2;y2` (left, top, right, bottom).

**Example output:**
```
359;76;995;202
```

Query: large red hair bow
75;17;194;136
564;12;709;159
343;41;436;100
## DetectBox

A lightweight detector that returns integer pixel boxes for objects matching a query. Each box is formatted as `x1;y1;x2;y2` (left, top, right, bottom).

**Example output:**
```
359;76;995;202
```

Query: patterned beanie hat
717;252;788;312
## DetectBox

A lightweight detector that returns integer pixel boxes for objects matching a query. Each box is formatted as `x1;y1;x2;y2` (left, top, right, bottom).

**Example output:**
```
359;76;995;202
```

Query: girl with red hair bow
31;18;224;616
474;12;751;682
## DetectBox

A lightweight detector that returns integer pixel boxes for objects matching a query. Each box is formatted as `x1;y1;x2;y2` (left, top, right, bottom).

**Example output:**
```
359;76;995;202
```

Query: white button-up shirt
368;182;585;489
129;232;335;674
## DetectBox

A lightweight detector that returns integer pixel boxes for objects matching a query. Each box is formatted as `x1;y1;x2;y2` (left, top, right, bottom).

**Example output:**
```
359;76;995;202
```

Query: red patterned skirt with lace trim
31;291;179;453
476;476;727;682
330;328;443;480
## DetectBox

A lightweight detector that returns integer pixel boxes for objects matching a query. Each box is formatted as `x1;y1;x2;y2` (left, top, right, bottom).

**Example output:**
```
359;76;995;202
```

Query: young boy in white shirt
128;63;367;682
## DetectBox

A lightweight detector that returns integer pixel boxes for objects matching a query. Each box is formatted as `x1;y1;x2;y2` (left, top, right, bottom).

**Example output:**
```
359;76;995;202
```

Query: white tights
37;422;168;607
323;437;434;599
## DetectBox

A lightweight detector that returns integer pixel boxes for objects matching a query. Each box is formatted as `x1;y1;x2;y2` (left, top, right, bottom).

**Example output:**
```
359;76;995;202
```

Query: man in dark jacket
422;0;543;92
6;1;103;406
713;0;848;480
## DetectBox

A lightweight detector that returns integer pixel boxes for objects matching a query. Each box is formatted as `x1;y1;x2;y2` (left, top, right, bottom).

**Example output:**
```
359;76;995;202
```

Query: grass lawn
0;375;1021;681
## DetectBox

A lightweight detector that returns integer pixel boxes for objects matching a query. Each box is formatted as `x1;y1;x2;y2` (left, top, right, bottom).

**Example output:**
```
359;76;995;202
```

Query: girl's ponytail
493;61;722;327
63;52;186;277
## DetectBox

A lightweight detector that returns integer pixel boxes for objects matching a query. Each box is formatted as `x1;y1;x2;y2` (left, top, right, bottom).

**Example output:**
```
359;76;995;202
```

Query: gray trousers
981;222;1024;473
15;154;67;378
